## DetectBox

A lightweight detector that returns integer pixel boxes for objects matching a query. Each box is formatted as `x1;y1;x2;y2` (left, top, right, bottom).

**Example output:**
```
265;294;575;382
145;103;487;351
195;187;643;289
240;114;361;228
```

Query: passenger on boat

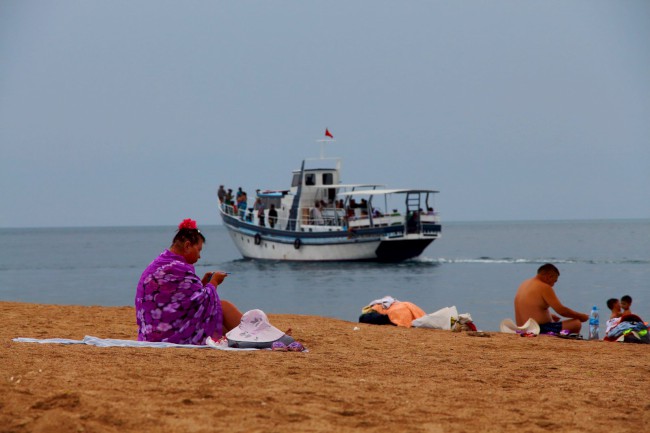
360;199;368;210
268;204;278;228
217;185;226;204
135;219;244;345
254;198;265;226
237;189;248;219
407;210;419;232
225;189;234;206
310;202;324;225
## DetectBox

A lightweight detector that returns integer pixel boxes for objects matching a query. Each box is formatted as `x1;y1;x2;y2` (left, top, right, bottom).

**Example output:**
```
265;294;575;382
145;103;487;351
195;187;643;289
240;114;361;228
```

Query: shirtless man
514;263;589;334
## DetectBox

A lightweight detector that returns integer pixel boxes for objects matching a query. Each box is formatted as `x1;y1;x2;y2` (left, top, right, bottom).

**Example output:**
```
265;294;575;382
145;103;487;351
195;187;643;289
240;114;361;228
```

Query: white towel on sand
12;335;256;350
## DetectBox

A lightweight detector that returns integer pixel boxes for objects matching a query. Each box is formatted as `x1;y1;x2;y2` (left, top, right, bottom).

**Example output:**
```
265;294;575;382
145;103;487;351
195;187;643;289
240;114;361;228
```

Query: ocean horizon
2;217;648;230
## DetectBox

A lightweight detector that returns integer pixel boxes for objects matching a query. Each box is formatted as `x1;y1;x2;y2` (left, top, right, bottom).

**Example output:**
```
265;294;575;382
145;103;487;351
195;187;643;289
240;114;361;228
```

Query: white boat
219;143;441;262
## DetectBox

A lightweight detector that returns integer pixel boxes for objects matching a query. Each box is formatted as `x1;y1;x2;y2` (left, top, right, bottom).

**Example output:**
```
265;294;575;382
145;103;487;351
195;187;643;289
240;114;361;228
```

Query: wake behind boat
218;140;441;262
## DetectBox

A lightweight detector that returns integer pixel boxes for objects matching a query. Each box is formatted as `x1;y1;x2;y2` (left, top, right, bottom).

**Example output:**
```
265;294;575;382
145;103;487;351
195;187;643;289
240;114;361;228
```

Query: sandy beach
1;301;648;433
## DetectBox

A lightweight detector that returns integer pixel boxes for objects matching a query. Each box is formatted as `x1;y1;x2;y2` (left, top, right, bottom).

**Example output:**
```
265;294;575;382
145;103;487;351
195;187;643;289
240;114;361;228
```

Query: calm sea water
1;220;648;334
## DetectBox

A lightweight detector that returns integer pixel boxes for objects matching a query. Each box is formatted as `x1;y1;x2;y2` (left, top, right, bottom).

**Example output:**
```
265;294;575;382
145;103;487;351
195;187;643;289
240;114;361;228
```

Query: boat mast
315;137;341;172
316;138;335;159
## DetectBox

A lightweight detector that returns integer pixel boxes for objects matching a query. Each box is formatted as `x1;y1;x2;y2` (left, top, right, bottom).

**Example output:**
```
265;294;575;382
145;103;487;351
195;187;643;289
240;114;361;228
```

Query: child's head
606;298;620;312
620;295;632;311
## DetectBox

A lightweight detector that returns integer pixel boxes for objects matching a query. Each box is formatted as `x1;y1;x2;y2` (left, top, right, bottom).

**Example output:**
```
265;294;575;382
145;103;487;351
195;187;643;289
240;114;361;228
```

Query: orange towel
372;301;426;327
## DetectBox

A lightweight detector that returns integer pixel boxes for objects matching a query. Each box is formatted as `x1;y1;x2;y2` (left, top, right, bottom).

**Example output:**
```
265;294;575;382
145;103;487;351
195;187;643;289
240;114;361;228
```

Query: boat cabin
291;167;340;207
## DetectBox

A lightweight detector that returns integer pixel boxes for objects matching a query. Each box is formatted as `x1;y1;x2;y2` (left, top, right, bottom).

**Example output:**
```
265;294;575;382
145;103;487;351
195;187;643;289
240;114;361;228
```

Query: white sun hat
500;318;540;335
226;309;285;343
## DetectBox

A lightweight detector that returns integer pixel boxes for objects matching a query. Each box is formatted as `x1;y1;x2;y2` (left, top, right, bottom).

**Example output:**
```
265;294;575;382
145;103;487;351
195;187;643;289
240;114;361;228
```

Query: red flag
325;128;334;138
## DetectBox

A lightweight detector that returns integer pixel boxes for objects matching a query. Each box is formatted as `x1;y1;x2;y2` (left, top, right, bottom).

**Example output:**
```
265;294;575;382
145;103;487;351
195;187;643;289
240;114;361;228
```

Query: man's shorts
539;321;563;334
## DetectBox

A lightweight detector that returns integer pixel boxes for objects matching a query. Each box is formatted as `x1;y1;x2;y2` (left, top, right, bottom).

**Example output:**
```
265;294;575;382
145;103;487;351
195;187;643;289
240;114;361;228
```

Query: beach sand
1;301;648;433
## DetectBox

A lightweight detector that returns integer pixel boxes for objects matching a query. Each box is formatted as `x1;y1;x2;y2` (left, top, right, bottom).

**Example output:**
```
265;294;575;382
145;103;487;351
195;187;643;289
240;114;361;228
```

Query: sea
1;219;648;335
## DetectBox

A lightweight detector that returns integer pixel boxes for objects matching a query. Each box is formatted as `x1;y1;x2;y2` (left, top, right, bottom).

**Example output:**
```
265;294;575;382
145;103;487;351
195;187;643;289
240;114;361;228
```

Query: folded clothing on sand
359;297;426;327
604;314;649;343
359;299;478;331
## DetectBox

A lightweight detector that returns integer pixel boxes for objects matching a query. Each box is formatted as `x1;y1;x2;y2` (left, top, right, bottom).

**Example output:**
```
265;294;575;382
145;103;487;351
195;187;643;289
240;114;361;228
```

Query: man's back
514;264;588;334
514;276;553;326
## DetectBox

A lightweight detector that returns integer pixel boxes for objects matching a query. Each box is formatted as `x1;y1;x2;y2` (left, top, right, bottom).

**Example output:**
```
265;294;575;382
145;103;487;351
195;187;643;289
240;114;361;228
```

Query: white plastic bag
412;306;458;330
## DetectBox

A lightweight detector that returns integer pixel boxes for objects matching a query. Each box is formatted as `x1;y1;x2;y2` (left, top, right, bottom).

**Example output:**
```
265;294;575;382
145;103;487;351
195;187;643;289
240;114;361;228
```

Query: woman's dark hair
172;228;206;246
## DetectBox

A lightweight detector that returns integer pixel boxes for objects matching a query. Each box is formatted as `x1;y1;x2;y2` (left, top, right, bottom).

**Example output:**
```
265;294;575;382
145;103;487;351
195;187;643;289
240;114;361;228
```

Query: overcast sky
1;1;649;228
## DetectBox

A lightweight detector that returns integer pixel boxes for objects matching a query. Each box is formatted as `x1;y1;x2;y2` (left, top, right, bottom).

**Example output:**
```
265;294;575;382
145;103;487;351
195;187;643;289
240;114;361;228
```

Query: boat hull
375;237;434;262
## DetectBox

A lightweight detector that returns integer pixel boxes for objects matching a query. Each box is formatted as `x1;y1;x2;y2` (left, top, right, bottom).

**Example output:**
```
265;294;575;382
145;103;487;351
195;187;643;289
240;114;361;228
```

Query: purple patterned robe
135;250;223;345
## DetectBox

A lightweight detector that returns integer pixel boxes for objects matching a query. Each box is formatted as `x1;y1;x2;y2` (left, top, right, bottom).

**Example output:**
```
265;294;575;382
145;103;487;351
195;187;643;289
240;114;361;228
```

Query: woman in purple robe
135;219;243;345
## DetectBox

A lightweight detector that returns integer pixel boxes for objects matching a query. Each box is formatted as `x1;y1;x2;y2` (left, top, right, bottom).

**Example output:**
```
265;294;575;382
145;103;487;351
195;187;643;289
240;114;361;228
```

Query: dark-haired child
605;298;622;338
620;295;633;316
606;298;622;319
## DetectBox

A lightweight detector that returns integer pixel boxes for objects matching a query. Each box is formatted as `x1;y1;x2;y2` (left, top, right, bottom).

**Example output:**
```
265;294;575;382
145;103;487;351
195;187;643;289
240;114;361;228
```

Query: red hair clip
178;218;198;230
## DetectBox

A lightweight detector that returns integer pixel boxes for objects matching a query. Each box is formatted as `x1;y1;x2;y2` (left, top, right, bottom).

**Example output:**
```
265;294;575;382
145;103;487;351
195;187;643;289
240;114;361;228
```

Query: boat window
305;174;316;186
322;173;333;185
291;173;300;187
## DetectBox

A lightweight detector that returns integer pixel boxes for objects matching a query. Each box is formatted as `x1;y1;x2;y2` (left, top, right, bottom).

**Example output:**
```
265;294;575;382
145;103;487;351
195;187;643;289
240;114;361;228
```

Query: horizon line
1;217;648;230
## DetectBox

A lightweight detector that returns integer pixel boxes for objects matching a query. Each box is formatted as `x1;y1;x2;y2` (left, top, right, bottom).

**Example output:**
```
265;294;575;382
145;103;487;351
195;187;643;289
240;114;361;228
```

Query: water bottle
588;306;600;340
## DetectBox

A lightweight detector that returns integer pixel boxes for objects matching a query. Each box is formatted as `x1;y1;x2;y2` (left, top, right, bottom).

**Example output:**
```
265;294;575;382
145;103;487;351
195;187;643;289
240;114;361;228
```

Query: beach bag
226;309;295;349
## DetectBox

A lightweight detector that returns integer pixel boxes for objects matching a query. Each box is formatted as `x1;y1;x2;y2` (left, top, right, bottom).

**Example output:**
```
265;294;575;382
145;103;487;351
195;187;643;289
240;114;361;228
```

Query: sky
1;1;649;228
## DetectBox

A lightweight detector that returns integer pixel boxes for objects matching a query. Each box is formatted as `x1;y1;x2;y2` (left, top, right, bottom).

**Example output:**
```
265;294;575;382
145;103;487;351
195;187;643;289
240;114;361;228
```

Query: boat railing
347;214;403;229
420;212;440;224
220;202;439;235
220;202;238;216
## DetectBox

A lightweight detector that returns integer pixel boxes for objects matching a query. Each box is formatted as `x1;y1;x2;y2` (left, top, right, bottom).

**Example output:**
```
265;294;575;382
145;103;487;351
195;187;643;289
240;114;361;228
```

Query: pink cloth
135;250;222;345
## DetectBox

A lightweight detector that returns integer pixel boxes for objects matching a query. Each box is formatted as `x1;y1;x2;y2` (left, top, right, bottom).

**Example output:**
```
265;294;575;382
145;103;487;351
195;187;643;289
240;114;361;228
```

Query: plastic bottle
588;306;600;340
